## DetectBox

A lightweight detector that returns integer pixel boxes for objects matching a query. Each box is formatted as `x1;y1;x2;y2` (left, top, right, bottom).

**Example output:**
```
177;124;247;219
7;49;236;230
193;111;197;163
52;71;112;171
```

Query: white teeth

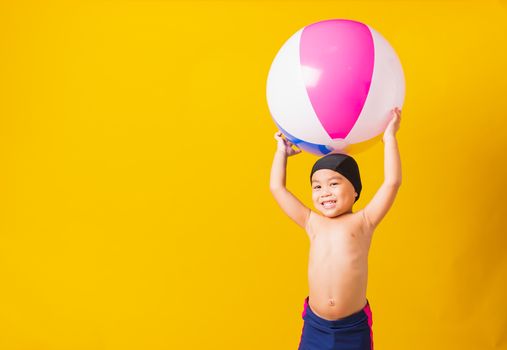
322;201;336;208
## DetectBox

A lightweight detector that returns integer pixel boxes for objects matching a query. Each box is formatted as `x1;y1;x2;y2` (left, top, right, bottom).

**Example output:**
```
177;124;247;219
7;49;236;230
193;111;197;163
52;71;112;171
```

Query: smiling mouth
321;200;337;209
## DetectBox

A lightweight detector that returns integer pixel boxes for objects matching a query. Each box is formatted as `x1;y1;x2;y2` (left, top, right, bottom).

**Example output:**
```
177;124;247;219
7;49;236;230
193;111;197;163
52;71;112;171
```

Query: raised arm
270;132;310;229
363;108;402;228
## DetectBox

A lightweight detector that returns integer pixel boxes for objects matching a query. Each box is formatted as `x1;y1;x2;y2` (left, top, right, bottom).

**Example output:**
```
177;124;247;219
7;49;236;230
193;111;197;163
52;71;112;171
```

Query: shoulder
304;210;321;238
354;209;375;233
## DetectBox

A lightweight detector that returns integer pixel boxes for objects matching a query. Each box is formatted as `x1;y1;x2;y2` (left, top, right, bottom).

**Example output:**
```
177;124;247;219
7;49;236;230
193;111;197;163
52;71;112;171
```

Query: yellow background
1;1;506;349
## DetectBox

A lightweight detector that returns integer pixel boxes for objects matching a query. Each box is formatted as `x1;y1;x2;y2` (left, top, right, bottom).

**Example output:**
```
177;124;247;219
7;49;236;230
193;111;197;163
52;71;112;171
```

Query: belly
307;254;369;320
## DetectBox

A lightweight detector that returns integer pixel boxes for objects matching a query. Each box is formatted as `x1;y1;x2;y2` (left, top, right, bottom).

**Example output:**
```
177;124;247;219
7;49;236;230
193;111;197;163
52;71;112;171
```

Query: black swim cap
310;153;362;202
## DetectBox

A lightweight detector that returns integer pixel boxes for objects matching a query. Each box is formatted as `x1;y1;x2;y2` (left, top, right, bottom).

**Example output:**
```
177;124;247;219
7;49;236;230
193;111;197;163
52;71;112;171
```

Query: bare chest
306;212;372;266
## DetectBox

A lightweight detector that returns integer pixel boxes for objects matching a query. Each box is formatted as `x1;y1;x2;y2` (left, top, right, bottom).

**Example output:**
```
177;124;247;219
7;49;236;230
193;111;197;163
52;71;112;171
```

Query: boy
269;108;402;350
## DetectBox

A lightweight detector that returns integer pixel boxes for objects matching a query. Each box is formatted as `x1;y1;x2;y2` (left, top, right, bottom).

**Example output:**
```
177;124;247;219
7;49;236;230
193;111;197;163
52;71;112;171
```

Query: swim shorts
298;297;374;350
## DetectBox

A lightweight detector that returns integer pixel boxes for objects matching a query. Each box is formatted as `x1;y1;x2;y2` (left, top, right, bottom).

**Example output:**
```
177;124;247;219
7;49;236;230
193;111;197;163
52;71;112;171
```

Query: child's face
311;169;357;217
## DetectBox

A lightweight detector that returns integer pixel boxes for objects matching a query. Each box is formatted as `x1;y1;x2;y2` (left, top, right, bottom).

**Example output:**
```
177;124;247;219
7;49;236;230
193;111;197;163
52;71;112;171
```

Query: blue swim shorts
298;297;374;350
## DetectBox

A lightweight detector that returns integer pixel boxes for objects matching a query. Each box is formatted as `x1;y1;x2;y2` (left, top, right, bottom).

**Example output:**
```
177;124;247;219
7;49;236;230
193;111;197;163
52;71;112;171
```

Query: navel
328;298;335;306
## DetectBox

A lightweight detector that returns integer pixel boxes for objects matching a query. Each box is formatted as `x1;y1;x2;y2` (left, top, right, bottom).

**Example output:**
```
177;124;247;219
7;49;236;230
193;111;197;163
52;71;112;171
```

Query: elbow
270;185;286;193
385;180;402;188
269;184;283;193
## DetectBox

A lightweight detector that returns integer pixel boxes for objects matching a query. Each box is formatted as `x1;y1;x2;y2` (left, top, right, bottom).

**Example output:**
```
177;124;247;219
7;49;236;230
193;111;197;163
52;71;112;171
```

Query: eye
331;182;339;186
313;185;320;190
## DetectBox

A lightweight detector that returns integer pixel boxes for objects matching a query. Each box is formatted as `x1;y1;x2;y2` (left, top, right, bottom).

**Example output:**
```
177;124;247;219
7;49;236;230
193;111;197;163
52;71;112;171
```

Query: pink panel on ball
300;19;374;139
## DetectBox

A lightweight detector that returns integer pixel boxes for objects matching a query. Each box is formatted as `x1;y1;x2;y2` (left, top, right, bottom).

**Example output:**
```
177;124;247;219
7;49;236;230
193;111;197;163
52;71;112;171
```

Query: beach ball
266;19;405;155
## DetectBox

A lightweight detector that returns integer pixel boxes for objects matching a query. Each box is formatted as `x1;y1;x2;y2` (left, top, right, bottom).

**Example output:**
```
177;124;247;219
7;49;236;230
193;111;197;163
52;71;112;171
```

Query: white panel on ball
266;29;332;145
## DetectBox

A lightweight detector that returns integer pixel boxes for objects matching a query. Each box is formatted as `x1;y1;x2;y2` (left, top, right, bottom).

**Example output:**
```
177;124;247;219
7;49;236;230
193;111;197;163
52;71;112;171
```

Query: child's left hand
383;107;401;141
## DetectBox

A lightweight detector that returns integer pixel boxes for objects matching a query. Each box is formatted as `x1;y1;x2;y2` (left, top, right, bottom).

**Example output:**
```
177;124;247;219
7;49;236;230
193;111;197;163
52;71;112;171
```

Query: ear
354;192;358;197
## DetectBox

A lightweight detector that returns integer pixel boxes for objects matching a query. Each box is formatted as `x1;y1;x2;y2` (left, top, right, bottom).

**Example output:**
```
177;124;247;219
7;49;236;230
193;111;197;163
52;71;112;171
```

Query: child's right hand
274;131;302;157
